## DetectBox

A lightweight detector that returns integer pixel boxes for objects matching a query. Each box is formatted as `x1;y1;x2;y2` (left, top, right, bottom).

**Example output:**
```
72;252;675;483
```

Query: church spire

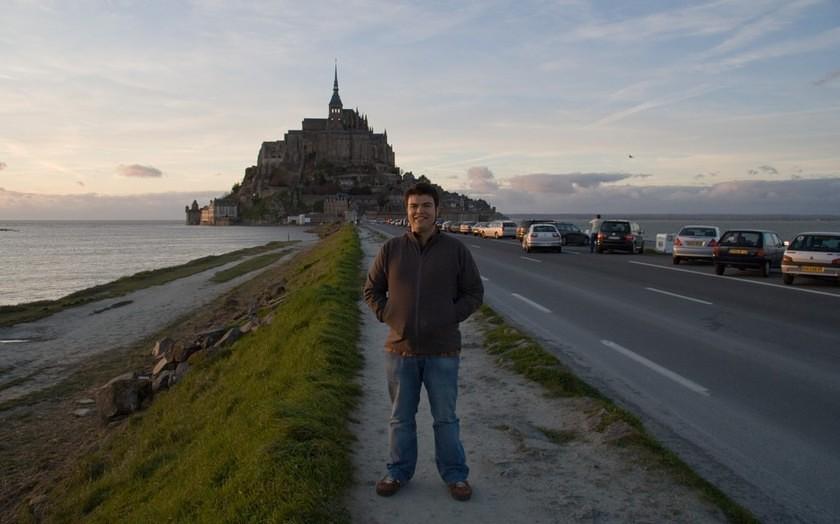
329;61;343;125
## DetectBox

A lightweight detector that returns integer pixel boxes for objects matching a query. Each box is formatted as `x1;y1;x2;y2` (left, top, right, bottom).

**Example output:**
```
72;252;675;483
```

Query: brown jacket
363;230;484;355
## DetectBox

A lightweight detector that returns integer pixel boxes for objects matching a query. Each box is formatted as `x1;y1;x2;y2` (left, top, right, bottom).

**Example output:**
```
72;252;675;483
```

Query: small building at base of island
186;198;239;225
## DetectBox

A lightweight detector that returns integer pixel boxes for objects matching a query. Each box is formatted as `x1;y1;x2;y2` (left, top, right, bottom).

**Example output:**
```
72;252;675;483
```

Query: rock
94;372;152;422
174;362;190;382
196;327;227;349
213;326;242;348
153;370;173;392
172;341;196;363
239;320;256;334
72;408;93;417
151;337;175;358
76;398;95;405
153;356;176;376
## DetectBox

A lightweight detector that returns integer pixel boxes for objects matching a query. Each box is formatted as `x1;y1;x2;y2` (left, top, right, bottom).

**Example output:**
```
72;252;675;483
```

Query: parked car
781;232;840;285
459;222;475;234
472;222;488;236
516;219;554;240
521;223;562;253
595;220;644;254
483;220;518;239
554;223;589;246
447;222;461;233
672;225;721;264
441;220;452;232
713;229;785;277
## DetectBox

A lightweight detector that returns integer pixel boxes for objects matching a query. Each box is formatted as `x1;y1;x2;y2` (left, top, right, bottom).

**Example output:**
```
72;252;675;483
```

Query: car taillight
708;239;717;247
625;234;633;241
783;255;793;264
597;232;606;240
674;237;682;246
756;249;765;257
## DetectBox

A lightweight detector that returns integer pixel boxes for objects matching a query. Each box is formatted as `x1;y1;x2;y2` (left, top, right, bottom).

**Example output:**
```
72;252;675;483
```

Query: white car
672;225;721;264
521;223;562;253
781;232;840;285
483;220;518;239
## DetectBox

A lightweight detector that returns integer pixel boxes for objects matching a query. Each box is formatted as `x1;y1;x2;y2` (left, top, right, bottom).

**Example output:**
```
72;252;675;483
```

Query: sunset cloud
466;166;499;193
117;164;163;178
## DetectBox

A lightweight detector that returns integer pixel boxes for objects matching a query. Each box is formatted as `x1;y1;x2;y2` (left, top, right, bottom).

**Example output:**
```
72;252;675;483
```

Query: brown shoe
448;480;472;501
375;476;402;497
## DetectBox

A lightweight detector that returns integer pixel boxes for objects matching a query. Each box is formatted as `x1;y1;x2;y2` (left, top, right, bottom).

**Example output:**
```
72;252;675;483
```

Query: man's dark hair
404;182;439;209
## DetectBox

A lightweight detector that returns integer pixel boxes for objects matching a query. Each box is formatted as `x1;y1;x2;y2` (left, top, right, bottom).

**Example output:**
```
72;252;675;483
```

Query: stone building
185;200;201;225
197;197;239;225
250;66;396;190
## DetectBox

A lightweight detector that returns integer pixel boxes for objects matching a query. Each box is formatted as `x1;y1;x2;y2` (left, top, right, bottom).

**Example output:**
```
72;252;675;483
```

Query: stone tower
328;64;343;129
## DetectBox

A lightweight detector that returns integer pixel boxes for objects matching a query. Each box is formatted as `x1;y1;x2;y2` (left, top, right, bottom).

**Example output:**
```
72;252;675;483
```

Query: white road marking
629;260;840;299
511;293;551;313
645;287;713;305
601;340;710;396
480;276;489;282
471;244;481;249
520;256;541;263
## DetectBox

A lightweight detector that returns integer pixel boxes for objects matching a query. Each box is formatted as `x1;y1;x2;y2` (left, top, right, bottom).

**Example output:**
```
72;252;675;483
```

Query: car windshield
789;234;840;252
680;227;717;237
533;225;556;233
601;222;630;233
720;231;761;247
503;222;516;227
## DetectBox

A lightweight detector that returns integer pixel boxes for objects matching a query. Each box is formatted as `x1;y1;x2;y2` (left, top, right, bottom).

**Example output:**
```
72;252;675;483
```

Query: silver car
781;232;840;285
521;223;562;253
673;225;720;264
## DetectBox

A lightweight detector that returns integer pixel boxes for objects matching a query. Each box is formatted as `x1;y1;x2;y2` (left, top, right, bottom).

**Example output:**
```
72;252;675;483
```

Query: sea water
0;221;314;306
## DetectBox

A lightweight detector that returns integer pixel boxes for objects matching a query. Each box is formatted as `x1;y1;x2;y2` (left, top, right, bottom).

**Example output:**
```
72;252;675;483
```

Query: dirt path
346;228;727;523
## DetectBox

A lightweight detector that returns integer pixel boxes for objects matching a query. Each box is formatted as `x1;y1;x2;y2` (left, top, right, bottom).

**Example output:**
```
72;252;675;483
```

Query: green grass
209;250;291;283
0;241;297;327
478;305;758;524
40;227;362;523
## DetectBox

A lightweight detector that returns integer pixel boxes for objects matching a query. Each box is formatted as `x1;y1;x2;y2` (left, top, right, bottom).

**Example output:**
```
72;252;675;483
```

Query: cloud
505;173;638;194
117;164;163;178
466;166;499;193
0;189;224;220
748;165;779;176
0;162;6;170
814;69;840;86
693;172;718;180
471;177;840;214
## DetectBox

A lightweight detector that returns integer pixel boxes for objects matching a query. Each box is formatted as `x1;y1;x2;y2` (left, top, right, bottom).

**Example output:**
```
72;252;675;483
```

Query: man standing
363;182;484;501
589;213;603;253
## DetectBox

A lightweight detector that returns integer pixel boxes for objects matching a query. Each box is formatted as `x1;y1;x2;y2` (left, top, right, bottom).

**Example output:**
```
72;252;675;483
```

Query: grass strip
0;241;297;327
37;226;362;523
478;305;757;524
210;250;290;283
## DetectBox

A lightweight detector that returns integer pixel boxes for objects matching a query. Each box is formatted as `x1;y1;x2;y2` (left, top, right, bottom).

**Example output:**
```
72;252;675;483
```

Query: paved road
366;224;840;524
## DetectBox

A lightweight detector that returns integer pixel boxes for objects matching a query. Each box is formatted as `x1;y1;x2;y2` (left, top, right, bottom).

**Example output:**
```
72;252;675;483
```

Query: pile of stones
93;314;274;423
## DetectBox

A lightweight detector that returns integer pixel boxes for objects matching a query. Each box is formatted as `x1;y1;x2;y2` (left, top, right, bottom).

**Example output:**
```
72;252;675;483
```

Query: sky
1;0;839;219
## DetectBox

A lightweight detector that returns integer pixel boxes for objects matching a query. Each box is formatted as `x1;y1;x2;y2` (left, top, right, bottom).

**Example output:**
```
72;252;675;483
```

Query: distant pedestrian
589;214;603;253
363;182;484;502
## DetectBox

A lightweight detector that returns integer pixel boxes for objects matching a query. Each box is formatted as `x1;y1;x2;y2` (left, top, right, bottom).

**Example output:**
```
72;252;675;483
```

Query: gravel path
0;240;315;404
347;228;728;523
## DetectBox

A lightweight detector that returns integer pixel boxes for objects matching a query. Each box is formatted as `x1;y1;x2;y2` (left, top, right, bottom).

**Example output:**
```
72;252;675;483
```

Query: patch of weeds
538;427;578;445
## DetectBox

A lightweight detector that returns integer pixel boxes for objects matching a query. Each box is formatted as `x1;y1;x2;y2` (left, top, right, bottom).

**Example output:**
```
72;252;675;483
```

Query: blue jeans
385;352;468;484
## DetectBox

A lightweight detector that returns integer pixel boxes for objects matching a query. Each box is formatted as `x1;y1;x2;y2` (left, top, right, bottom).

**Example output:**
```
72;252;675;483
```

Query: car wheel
761;260;771;277
783;273;794;285
715;263;725;275
672;256;681;265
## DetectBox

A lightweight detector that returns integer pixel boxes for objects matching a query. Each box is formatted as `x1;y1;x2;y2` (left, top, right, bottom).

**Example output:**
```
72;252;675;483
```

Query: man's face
407;194;437;234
